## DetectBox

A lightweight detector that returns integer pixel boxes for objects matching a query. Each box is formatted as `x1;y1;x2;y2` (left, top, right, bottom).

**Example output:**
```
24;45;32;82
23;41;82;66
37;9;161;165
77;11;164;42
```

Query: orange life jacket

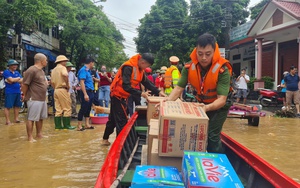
186;43;232;104
164;65;181;88
110;54;144;98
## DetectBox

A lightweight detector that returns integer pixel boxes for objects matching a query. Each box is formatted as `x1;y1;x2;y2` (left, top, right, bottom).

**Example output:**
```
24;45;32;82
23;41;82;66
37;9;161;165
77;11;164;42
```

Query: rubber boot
62;117;76;130
54;117;63;130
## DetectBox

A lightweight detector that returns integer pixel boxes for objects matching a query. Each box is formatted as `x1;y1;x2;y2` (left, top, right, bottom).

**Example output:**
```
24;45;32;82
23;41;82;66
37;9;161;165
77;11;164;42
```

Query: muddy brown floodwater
223;114;300;183
0;112;114;188
0;109;299;187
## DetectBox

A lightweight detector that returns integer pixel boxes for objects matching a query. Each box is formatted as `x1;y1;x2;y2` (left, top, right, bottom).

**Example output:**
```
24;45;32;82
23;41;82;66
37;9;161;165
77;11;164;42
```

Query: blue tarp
24;44;57;62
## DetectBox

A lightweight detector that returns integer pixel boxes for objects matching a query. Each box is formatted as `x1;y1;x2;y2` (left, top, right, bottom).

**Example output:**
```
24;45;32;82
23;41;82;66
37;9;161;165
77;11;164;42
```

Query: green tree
187;0;250;48
54;0;126;69
135;0;189;69
250;0;270;20
0;0;56;66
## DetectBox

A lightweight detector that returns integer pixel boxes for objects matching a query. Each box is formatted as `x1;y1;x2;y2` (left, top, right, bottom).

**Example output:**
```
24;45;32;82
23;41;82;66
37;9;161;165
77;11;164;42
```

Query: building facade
230;0;300;89
6;23;60;74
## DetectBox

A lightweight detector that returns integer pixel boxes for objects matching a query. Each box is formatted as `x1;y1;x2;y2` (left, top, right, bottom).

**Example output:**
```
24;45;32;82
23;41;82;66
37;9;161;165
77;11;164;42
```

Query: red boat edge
94;111;299;188
221;132;299;188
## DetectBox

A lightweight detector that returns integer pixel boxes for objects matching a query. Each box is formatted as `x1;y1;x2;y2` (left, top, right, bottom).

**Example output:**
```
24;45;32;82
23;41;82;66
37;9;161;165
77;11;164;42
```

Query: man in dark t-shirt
284;66;300;115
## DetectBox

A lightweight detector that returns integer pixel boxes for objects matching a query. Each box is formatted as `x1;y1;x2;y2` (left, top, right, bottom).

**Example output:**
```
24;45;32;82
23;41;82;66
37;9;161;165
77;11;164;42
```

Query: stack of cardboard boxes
135;97;243;187
146;98;209;170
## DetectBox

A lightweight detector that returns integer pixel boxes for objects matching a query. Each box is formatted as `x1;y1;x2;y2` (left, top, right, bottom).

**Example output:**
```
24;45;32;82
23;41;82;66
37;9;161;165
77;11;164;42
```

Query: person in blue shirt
77;58;96;131
3;59;23;125
284;66;300;115
280;71;289;110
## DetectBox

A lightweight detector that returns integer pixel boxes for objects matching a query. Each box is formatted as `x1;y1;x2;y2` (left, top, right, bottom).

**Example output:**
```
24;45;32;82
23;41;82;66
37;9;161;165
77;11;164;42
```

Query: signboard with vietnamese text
230;20;254;43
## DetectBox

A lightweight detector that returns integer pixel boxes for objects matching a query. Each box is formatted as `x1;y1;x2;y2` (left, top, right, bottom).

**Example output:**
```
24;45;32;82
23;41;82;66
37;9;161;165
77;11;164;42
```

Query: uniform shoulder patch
184;62;192;69
219;67;225;74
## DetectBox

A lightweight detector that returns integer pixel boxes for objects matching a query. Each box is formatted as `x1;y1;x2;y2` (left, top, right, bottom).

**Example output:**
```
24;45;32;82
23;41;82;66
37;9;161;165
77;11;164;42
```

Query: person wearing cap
101;53;167;146
66;62;78;118
22;53;49;142
165;33;232;153
3;59;23;125
152;69;160;83
76;58;97;131
164;56;181;95
284;66;300;115
51;55;76;130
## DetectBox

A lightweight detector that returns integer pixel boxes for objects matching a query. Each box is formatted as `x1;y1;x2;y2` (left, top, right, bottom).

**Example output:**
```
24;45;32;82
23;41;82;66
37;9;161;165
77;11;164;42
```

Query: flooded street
0;110;114;188
0;107;300;187
223;112;300;183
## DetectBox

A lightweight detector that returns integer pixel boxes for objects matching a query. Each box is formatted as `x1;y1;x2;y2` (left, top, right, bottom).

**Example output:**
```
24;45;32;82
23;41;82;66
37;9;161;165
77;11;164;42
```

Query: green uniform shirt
177;65;231;96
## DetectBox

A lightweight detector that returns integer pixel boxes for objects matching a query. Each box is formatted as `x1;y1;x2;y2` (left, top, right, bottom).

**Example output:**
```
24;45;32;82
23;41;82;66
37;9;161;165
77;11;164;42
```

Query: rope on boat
110;137;140;188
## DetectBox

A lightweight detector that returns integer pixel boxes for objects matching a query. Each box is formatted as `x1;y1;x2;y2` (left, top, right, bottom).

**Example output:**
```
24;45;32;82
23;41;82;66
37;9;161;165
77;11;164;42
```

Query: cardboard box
182;151;244;188
158;101;209;157
147;119;159;163
131;165;184;188
149;138;182;170
141;145;148;165
147;97;166;125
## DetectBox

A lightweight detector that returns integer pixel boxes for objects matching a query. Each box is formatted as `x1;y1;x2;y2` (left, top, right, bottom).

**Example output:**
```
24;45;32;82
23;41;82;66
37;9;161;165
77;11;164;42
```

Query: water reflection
223;114;300;183
0;112;113;188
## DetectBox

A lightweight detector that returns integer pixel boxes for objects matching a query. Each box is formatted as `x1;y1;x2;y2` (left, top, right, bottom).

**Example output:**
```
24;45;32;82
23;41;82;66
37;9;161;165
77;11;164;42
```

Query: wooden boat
94;106;299;188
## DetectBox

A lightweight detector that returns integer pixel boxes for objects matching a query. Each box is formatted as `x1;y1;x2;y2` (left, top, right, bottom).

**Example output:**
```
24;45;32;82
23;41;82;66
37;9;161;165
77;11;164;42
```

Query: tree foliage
135;0;189;69
250;0;270;20
0;0;56;67
0;0;127;71
54;0;126;69
135;0;251;67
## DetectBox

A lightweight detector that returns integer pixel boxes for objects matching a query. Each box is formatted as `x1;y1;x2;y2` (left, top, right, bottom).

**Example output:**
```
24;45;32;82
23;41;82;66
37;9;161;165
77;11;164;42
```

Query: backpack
164;66;179;88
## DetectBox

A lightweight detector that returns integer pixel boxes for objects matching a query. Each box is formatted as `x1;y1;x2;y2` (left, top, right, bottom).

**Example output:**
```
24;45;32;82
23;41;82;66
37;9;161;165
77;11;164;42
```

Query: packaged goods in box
147;97;166;125
147;119;159;163
149;138;182;170
182;151;244;188
131;165;184;188
158;101;209;157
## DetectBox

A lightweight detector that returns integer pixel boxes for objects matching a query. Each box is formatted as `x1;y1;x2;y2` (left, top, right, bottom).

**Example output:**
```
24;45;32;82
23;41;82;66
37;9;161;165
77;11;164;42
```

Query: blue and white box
131;165;184;188
182;151;244;188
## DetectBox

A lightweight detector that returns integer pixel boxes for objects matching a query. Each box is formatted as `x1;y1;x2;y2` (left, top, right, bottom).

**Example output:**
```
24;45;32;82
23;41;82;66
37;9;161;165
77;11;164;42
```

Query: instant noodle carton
149;138;182;170
182;151;244;188
147;97;166;125
158;101;209;157
131;165;184;188
147;119;159;163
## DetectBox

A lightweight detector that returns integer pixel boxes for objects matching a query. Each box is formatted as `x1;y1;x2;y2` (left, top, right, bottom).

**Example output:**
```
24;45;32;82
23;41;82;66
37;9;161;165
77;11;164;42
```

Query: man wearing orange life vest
101;53;166;146
166;33;232;153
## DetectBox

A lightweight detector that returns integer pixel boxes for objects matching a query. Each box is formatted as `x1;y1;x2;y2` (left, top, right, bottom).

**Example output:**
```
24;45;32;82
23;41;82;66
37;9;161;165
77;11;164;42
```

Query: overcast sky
98;0;261;57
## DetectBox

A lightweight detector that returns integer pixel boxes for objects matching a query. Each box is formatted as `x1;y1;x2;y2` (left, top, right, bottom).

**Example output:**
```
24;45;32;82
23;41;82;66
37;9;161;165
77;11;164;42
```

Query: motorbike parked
258;89;284;107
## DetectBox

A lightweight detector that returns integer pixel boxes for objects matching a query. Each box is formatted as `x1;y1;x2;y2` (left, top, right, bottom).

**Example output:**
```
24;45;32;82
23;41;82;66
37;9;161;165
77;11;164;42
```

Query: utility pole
214;0;238;59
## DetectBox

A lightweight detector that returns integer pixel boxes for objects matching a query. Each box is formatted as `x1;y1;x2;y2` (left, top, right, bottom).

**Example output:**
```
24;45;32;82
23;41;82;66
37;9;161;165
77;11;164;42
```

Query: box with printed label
158;101;209;157
147;119;159;163
147;97;166;125
131;165;184;188
182;151;244;188
149;138;182;170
